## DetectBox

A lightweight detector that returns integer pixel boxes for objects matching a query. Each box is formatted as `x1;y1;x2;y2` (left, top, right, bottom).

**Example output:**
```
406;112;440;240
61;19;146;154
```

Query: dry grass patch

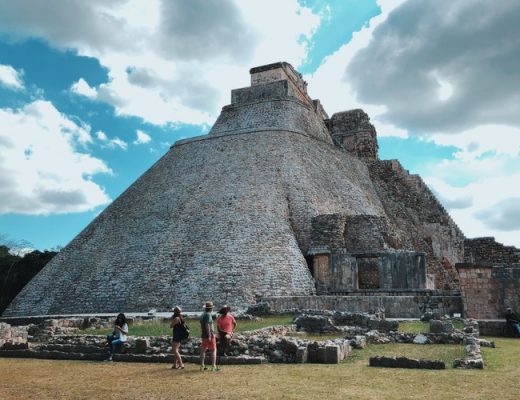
1;337;519;400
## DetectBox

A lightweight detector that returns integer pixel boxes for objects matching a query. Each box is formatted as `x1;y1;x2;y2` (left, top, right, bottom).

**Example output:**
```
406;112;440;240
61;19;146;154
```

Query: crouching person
106;313;128;361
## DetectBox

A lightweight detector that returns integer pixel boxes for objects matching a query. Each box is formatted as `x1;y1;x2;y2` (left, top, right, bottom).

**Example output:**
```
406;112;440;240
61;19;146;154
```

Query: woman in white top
106;313;128;361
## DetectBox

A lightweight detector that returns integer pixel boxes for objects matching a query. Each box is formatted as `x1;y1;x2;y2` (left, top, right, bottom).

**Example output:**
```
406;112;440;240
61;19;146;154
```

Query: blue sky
0;0;519;249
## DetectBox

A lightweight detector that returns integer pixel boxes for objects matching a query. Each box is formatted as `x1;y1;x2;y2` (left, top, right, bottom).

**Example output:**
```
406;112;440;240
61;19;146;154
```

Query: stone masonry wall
310;214;347;250
463;237;520;265
367;159;465;290
210;97;332;143
329;109;378;159
343;215;393;253
261;295;463;318
457;266;495;319
458;238;520;318
250;62;311;106
457;264;520;319
4;128;387;316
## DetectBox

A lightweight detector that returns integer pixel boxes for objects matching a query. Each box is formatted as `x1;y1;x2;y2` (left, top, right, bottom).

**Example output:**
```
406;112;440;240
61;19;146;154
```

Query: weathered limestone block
329;109;379;159
413;334;430;344
0;322;28;347
295;346;308;363
294;315;338;333
429;319;454;334
332;312;371;327
324;345;341;364
135;338;149;354
368;319;399;333
369;356;445;369
365;330;393;344
349;335;367;349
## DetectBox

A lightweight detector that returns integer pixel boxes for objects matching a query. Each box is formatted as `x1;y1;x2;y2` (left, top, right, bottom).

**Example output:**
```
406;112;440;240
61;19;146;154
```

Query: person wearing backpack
170;306;186;369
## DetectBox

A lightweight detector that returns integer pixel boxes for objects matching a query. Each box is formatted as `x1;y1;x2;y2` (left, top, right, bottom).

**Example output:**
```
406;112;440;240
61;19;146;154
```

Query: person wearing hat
170;306;186;369
200;301;219;371
217;305;236;356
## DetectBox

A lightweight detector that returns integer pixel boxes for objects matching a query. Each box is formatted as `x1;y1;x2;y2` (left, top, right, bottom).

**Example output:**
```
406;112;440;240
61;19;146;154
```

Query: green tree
0;238;58;314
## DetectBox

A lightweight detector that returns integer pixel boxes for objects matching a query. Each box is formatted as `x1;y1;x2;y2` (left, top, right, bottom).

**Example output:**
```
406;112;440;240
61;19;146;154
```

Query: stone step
38;344;106;354
0;349;266;365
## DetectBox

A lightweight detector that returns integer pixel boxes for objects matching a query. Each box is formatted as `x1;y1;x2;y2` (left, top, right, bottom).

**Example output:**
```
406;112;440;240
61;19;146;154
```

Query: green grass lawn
81;315;294;337
398;320;464;333
2;337;519;400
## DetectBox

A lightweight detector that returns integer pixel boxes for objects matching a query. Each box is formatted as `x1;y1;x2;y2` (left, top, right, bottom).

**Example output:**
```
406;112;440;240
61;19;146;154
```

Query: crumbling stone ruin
457;238;520;319
0;313;494;367
2;62;519;319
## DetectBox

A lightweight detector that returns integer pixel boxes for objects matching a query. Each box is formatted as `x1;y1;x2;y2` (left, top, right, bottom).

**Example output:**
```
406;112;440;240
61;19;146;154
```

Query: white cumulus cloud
96;130;127;150
306;0;408;138
0;100;111;215
0;0;321;126
0;64;24;90
71;78;97;98
134;129;151;145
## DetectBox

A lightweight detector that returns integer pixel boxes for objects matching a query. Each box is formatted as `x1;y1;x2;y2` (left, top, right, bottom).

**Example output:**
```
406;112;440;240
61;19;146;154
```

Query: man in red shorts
200;301;219;371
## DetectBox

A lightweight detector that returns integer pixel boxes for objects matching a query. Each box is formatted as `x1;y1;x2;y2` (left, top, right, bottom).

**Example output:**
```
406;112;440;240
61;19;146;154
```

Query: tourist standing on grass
170;306;186;369
106;313;128;361
505;307;520;336
217;305;236;356
200;301;219;371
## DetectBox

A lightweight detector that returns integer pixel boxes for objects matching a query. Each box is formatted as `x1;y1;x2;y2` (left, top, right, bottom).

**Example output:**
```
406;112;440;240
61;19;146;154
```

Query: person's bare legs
200;347;207;370
172;341;184;368
211;347;217;368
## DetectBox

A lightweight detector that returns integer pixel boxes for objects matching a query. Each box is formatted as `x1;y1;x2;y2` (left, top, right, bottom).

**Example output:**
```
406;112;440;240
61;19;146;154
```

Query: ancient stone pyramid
3;62;465;317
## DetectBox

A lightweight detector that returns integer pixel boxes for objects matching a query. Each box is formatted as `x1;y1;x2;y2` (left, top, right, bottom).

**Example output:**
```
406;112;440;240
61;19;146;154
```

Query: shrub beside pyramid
3;62;465;316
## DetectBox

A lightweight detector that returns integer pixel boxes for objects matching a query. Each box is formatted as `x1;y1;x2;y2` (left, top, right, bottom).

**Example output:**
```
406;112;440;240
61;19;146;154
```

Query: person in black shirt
170;306;186;369
505;307;520;336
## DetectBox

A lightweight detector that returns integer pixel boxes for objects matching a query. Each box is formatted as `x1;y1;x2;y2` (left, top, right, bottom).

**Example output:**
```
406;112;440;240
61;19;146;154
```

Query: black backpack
178;320;190;340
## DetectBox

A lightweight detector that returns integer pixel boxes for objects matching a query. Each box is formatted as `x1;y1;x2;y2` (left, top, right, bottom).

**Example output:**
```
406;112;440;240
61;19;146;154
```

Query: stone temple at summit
3;62;520;319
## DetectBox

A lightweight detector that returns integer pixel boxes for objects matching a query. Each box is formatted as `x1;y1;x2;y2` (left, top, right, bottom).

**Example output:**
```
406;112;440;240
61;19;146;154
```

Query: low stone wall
477;320;507;336
369;356;445;369
293;311;398;334
453;320;486;369
261;295;462;318
0;327;353;365
364;330;465;345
